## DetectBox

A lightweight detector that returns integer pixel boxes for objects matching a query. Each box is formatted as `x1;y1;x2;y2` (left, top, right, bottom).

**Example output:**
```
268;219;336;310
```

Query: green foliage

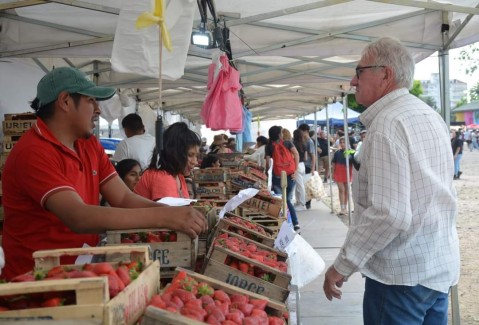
454;97;468;109
458;44;479;76
347;93;366;113
420;96;437;109
409;80;423;97
469;83;479;102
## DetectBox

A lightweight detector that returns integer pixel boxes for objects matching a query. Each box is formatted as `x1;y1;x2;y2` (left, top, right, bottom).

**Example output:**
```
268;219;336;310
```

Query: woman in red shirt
134;122;201;201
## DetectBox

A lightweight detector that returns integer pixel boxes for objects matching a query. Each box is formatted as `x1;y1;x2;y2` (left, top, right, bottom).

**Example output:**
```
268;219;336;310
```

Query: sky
414;46;479;89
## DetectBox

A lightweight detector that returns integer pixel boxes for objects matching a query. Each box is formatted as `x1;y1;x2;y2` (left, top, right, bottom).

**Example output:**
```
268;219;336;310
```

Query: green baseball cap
37;67;116;107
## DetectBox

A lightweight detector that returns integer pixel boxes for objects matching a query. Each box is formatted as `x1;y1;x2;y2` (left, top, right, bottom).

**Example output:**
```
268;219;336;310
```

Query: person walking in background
331;137;352;215
471;129;478;150
135;122;201;200
353;129;367;164
265;126;300;232
317;130;332;183
451;130;464;180
281;128;293;142
293;129;307;211
323;37;459;325
298;124;316;209
463;128;472;152
113;113;155;170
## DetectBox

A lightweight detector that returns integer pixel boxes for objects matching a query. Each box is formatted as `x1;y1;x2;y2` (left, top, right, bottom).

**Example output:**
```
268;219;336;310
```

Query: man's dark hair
148;122;201;175
121;114;144;132
30;93;82;120
298;124;310;132
256;136;268;146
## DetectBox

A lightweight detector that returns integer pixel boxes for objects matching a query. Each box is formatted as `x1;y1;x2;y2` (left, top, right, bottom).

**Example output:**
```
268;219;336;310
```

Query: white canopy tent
1;0;479;125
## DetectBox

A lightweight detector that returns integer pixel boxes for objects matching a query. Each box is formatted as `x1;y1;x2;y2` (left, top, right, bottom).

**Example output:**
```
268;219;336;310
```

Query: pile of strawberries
226;217;271;237
213;233;287;283
0;261;142;310
148;271;287;324
121;231;177;243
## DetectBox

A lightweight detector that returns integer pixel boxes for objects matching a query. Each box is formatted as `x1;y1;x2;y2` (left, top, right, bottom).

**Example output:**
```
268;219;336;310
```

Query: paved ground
295;200;364;325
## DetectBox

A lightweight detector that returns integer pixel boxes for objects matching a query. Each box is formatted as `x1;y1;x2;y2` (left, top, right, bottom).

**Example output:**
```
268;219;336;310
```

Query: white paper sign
219;188;259;219
75;243;93;265
274;221;296;251
157;197;197;206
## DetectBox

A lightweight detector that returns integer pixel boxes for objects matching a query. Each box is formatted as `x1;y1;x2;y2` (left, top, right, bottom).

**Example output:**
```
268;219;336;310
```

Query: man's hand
323;266;346;301
164;206;208;238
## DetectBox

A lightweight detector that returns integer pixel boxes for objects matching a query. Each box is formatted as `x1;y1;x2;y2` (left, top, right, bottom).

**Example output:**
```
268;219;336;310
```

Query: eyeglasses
355;65;386;79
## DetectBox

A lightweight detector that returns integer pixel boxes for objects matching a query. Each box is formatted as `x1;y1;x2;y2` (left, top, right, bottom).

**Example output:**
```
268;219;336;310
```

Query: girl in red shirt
134;122;201;201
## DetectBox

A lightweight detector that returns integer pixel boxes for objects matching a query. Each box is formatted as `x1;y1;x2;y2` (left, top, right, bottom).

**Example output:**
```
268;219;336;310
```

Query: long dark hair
115;159;141;181
148;122;201;175
201;154;220;168
293;129;305;157
266;125;282;155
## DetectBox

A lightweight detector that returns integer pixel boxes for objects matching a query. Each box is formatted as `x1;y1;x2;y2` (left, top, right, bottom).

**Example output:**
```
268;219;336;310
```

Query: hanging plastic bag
305;171;324;201
284;234;325;288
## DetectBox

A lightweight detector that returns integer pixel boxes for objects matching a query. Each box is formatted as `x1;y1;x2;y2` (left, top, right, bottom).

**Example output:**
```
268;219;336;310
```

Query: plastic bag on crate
305;171;324;201
285;234;325;288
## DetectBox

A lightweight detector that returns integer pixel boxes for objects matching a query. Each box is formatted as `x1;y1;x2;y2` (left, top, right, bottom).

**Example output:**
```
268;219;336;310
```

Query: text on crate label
152;249;170;265
225;273;266;294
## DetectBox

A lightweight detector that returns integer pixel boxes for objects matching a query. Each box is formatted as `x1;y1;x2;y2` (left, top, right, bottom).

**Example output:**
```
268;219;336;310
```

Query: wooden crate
2;119;36;135
210;213;276;248
2;141;17;153
141;267;289;325
4;112;36;120
106;229;198;275
202;245;291;302
192;168;229;183
0;245;160;325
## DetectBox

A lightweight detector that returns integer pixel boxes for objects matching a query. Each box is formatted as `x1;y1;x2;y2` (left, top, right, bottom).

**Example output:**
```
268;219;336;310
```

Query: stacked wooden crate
193;168;230;200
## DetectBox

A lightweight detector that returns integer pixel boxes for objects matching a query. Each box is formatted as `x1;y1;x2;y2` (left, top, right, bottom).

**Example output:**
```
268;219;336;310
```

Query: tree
454;97;467;109
409;80;423;97
347;94;366;114
420;96;437;109
469;82;479;102
458;44;479;76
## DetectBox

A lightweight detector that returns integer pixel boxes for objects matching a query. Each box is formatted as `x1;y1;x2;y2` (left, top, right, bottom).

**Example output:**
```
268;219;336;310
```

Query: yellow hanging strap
136;0;173;52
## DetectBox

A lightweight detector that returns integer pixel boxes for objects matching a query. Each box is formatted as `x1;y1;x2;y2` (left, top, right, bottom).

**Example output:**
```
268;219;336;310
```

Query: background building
420;73;468;110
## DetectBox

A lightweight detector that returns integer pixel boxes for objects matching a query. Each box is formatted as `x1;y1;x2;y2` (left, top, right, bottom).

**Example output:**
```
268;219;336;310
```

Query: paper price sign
274;222;296;251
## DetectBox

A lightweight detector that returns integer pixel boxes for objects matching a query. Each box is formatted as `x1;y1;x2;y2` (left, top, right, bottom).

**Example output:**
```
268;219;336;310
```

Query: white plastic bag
305;171;324;201
285;234;325;288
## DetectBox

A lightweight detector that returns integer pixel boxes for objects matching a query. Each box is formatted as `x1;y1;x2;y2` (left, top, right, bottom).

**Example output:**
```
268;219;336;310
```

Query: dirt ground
321;149;479;324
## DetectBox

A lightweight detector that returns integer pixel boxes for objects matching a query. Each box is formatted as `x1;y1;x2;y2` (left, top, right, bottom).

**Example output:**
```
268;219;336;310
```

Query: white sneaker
295;205;307;211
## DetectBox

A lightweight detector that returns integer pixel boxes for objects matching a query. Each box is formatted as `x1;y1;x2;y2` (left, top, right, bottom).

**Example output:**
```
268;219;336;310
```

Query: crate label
152;248;170;265
225;273;265;295
274;222;296;251
3;120;35;130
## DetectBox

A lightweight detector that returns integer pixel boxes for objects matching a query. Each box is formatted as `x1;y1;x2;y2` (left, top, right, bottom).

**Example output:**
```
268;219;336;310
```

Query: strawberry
180;277;198;294
82;263;94;272
165;306;178;313
126;261;143;273
46;265;66;278
92;262;115;275
116;266;132;286
222;321;238;325
169;232;177;242
129;233;141;243
239;262;250;273
217;233;229;239
8;297;29;310
229;260;239;270
246;243;257;252
10;272;35;282
214;300;230;316
243;316;261;325
41;297;64;308
205;304;226;322
184;299;202;310
231;294;249;304
206;314;221;325
250;299;268;311
0;306;10;312
107;272;125;298
232;302;254;317
149;295;167;309
197;282;214;296
200;294;215;307
67;270;97;279
121;238;134;243
251;309;268;318
268;316;286;325
226;310;244;324
147;232;162;243
172;289;195;303
213;290;231;303
168;296;184;309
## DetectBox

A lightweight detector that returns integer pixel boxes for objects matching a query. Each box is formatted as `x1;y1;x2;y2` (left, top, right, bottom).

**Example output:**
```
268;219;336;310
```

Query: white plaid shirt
334;88;460;293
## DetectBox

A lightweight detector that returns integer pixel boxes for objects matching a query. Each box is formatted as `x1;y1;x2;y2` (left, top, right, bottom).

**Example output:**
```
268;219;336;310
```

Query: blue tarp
296;102;361;127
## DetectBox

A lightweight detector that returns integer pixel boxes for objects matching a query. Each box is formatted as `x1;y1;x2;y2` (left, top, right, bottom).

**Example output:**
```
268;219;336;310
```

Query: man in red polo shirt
1;67;207;279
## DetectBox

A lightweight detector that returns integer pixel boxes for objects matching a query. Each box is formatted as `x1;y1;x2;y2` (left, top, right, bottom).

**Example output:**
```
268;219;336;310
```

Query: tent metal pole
343;96;352;225
93;61;101;138
438;49;451;128
326;103;334;214
314;108;318;172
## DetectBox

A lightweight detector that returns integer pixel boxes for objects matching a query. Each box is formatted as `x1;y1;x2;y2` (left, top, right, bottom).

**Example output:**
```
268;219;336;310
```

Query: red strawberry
173;289;196;303
200;294;215;307
231;294;249;304
217;233;229;239
46;265;66;278
147;232;162;243
121;238;134;243
8;297;29;310
169;296;184;309
93;262;115;275
82;263;94;272
165;306;178;313
184;298;202;310
169;232;177;242
229;260;239;270
41;297;64;308
239;262;250;273
250;299;268;311
251;309;268;318
226;310;244;324
232;302;254;317
206;314;221;325
129;233;141;243
213;290;231;303
149;295;167;309
116;266;132;286
222;321;238;325
268;316;286;325
197;282;214;296
107;272;125;298
67;270;97;279
0;306;10;312
214;300;230;315
11;272;35;282
205;305;226;322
